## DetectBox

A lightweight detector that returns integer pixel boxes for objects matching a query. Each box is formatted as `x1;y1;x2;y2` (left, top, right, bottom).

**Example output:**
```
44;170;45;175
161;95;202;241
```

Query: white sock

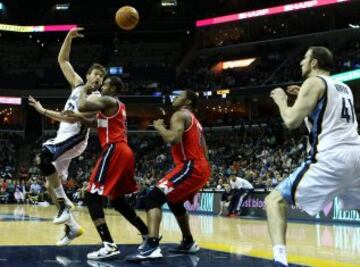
53;185;67;199
67;213;80;230
273;245;288;266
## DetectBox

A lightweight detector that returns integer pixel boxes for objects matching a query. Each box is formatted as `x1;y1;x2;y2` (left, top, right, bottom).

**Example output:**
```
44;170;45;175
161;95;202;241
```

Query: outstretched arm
28;96;79;123
61;110;97;128
58;27;85;89
153;111;185;144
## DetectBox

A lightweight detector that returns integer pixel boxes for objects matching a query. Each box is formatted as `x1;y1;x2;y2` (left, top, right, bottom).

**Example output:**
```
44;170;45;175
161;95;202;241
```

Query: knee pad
39;147;56;176
85;191;104;220
168;202;187;217
144;187;167;211
110;197;137;220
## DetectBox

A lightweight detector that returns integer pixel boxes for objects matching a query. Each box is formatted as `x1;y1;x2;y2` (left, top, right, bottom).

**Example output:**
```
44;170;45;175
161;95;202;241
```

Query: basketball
115;6;139;30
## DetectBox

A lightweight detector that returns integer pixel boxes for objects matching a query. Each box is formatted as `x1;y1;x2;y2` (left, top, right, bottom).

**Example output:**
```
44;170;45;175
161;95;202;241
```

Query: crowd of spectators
1;120;308;208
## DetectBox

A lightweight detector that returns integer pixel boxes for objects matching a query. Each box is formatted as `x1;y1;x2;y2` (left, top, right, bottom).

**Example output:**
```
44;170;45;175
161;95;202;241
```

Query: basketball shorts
43;131;88;182
276;147;360;216
157;159;211;204
87;142;137;199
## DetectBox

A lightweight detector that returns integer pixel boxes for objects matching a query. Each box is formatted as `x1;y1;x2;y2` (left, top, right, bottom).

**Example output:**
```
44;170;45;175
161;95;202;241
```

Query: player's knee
39;147;56;176
144;187;167;211
85;191;104;220
265;190;283;211
168;202;186;217
110;196;136;220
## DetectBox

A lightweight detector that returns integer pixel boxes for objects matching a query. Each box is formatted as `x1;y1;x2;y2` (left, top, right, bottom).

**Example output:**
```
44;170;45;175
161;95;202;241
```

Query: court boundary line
199;242;360;267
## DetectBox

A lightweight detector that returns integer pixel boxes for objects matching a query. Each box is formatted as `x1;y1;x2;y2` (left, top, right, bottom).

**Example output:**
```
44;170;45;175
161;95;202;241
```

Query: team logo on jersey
89;183;104;195
158;180;174;195
97;119;108;128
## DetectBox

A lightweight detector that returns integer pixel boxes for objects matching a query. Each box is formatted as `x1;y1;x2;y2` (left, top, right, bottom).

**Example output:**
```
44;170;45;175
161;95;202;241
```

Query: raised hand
67;27;85;39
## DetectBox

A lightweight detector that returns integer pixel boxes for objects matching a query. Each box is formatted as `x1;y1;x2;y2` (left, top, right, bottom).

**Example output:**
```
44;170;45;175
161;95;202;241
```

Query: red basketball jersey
97;99;128;148
171;110;207;165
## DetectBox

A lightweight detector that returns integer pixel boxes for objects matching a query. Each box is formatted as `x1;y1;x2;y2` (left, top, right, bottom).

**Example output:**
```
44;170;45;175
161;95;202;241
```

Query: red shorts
157;159;210;203
87;142;137;199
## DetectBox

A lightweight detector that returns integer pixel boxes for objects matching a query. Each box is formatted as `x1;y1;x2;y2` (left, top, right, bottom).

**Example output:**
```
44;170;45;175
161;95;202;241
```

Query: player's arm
58;28;85;89
153;111;185;144
28;96;79;123
62;110;97;128
77;85;116;113
270;77;325;129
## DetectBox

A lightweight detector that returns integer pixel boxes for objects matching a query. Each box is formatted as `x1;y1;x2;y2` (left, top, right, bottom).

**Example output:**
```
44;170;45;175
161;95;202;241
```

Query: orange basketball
115;6;139;30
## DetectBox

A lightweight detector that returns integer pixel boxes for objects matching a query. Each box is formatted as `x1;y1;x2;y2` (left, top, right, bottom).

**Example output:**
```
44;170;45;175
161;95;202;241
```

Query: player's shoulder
303;76;327;88
172;109;188;119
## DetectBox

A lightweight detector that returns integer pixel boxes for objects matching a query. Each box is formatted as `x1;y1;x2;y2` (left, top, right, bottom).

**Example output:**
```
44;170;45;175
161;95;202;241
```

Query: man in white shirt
228;174;254;216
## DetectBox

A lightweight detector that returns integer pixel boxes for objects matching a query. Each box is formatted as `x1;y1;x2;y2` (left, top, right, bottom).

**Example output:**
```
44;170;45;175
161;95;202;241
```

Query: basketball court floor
0;205;359;267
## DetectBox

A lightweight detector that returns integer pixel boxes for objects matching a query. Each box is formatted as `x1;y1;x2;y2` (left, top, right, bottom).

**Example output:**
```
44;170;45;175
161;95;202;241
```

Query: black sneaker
127;241;163;262
169;240;200;254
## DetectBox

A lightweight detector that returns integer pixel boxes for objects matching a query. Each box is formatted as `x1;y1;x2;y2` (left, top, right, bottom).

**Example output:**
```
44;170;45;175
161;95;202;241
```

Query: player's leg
45;178;84;246
265;190;289;267
85;191;120;260
38;147;72;223
168;201;200;254
127;187;167;262
265;160;310;267
110;196;148;247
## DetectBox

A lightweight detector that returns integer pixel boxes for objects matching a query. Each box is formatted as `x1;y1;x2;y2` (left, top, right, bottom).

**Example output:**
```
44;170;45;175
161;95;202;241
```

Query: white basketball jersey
55;85;100;142
304;75;360;158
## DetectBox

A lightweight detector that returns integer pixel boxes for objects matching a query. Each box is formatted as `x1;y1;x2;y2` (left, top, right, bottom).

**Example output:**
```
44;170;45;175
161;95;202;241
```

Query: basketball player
67;76;148;260
128;90;211;262
266;47;360;267
29;27;106;246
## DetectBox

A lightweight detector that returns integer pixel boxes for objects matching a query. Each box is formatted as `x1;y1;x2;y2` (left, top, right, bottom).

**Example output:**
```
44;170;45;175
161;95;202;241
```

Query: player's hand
28;95;45;114
82;83;96;93
153;119;165;130
270;88;288;106
67;27;84;39
286;85;301;96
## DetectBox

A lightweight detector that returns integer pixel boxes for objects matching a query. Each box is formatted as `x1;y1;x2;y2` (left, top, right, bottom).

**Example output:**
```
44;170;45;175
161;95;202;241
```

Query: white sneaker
53;206;71;224
87;242;120;260
56;224;85;246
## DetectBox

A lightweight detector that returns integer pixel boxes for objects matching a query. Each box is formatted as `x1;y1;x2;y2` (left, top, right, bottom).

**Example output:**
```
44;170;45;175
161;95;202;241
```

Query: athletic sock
273;245;288;266
96;223;114;243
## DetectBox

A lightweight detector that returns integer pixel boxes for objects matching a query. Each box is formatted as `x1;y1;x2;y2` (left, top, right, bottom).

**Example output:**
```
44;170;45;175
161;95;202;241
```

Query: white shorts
276;148;360;216
43;132;88;181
